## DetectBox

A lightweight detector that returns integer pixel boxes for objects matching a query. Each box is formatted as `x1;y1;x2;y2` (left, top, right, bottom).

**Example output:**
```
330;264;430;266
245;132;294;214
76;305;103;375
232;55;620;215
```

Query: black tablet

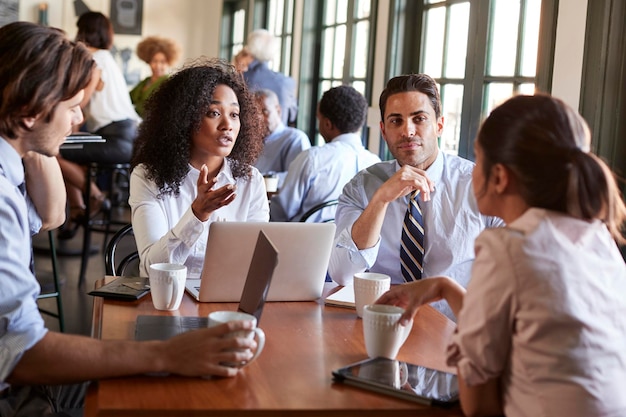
88;276;150;301
332;357;459;407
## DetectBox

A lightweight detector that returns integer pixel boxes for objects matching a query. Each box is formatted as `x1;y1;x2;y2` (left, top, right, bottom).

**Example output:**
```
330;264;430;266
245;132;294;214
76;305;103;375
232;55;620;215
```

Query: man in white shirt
328;74;502;319
253;89;310;188
270;85;380;222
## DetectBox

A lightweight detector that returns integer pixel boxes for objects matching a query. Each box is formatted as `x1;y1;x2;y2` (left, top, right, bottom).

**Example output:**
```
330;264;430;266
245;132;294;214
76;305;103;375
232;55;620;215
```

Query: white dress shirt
85;49;140;131
129;160;269;278
328;151;502;319
270;133;380;222
447;208;626;417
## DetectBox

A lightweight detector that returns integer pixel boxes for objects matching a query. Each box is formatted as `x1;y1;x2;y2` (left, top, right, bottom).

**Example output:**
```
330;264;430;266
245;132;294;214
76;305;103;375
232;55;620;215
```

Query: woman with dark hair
129;58;267;278
57;11;140;238
376;94;626;417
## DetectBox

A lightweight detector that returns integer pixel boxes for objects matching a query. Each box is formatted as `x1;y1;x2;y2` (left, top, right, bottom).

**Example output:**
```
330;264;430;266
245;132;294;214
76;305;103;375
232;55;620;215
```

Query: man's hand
373;165;435;205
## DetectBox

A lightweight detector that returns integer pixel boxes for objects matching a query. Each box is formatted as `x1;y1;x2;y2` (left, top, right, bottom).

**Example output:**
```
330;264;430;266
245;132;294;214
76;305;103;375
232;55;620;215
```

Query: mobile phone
332;357;459;407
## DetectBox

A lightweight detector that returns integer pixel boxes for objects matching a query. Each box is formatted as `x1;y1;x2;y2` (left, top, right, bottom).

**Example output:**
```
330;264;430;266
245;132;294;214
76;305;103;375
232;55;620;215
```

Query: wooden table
85;282;461;416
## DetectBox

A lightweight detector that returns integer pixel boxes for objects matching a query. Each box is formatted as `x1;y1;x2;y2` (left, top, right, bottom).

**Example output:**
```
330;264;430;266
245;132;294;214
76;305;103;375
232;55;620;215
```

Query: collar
188;158;236;184
329;132;363;149
0;137;25;188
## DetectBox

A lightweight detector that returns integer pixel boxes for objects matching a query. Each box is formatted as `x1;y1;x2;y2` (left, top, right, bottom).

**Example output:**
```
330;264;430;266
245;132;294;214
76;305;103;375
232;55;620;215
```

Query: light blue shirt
0;137;48;389
254;123;310;187
270;133;381;222
328;151;503;319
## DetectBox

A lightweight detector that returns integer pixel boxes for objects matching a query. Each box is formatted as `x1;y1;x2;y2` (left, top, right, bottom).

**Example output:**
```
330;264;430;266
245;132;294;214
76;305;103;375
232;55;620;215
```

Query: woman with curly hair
129;58;267;278
130;36;181;117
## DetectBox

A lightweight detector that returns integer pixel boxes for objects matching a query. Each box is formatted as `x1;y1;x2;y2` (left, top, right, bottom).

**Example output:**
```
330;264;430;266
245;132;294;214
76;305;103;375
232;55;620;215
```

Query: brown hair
0;22;95;139
131;58;263;196
477;94;626;243
76;11;113;50
136;36;181;66
379;74;441;120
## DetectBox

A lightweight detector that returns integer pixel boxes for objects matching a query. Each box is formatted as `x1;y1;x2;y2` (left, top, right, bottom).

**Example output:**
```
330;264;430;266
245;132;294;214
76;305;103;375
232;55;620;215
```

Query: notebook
185;222;335;302
324;284;355;309
135;230;278;342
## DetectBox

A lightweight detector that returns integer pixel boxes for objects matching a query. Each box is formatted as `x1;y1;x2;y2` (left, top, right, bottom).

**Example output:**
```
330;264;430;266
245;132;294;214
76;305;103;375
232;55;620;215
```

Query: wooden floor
34;206;131;336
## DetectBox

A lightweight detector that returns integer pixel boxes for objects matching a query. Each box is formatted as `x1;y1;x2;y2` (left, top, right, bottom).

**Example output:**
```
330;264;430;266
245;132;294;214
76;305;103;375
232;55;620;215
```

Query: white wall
551;0;588;110
18;0;222;82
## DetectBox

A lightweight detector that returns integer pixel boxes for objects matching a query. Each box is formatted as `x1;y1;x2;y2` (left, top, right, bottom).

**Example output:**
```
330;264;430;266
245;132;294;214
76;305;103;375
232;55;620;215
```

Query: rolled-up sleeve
0;187;47;388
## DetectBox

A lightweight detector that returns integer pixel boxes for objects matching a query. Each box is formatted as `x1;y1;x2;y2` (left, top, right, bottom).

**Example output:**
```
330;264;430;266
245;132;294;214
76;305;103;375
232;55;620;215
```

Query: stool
37;230;65;332
78;162;130;287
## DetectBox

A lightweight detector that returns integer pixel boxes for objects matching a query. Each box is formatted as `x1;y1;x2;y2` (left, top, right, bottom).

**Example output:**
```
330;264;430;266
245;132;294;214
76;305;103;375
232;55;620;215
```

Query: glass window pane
422;7;446;78
485;83;514;116
356;0;371;19
233;10;246;44
353;81;366;96
333;24;347;79
441;84;464;155
520;0;541;76
325;0;337;25
322;28;335;78
337;0;348;24
275;0;285;35
425;0;445;4
487;0;520;76
444;2;470;78
518;83;535;95
353;21;369;78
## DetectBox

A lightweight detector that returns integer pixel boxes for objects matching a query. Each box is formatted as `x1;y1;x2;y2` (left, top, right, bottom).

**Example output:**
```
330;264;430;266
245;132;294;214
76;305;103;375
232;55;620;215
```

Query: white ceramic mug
263;174;279;193
362;304;413;359
353;272;391;318
208;311;266;367
148;263;187;311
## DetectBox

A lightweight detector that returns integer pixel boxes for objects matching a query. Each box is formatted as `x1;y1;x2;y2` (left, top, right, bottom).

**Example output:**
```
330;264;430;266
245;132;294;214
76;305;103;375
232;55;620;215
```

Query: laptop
135;230;278;342
185;222;335;302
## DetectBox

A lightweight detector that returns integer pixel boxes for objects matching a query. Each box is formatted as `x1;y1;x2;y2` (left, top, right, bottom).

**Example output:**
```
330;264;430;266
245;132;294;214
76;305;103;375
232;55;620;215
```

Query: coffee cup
353;272;391;318
149;263;186;311
208;310;266;367
362;304;413;359
263;174;279;193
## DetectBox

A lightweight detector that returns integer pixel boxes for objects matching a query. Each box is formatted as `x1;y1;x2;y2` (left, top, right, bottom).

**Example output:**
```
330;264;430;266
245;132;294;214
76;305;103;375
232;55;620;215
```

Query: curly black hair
131;57;264;197
318;85;368;133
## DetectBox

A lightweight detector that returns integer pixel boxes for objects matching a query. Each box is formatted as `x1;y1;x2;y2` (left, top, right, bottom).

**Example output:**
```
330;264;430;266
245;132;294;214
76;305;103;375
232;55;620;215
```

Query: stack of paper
324;284;355;309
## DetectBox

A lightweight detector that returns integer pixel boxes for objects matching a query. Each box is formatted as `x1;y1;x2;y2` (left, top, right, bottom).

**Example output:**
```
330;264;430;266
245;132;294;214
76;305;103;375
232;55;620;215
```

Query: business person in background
0;23;258;417
242;29;298;126
270;85;380;222
328;74;502;320
57;11;141;239
130;35;181;117
254;89;310;188
130;58;268;279
377;94;626;417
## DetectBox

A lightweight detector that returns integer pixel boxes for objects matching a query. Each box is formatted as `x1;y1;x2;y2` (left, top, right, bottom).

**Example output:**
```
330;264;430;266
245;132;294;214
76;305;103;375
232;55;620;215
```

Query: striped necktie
400;190;424;281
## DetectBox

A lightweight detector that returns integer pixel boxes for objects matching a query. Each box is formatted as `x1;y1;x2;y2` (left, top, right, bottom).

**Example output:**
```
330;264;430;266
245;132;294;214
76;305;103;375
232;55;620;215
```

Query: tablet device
332;357;459;407
88;276;150;301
